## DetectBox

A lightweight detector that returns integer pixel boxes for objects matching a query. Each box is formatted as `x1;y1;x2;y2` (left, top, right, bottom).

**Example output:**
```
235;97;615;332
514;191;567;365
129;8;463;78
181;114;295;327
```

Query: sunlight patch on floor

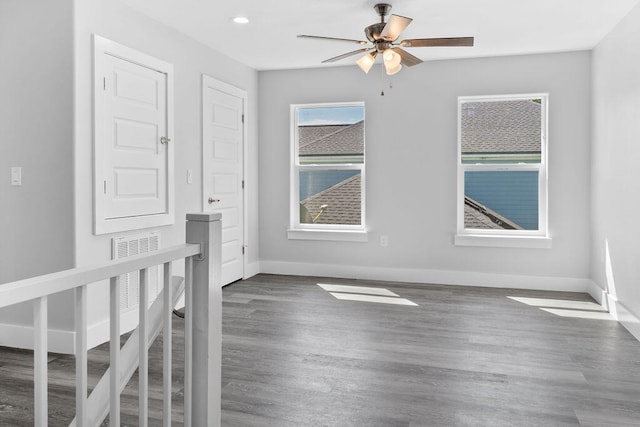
507;296;603;311
330;292;418;306
317;283;399;297
539;308;615;320
318;283;418;306
507;296;613;321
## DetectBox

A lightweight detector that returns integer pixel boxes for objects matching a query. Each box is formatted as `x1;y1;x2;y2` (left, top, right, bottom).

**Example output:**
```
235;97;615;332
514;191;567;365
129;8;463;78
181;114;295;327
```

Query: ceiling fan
298;3;474;75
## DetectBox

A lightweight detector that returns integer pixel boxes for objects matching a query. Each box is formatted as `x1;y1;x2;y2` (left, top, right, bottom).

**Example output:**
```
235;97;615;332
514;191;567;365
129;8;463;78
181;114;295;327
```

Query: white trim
287;229;369;242
244;261;261;280
93;34;175;235
454;234;552;249
0;308;138;355
0;323;75;354
201;75;250;280
289;102;366;234
604;291;640;342
0;277;189;354
585;280;607;307
260;260;592;293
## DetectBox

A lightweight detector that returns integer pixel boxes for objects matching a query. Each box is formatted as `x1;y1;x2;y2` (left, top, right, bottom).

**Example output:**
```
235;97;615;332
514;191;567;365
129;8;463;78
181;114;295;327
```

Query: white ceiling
121;0;639;71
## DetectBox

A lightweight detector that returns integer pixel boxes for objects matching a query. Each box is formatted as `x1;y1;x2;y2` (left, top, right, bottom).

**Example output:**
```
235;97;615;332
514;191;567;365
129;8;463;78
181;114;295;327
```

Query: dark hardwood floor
1;274;640;426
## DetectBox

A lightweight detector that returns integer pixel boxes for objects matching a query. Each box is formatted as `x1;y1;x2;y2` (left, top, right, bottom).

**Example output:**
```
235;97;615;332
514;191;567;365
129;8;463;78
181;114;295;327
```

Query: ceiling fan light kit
356;51;377;73
385;61;402;76
381;48;402;75
298;3;474;75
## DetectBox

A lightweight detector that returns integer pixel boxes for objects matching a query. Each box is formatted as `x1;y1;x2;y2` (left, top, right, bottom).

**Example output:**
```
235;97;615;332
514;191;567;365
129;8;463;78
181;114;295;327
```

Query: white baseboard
0;276;187;354
260;260;593;293
261;262;640;343
585;280;640;342
606;292;640;342
0;309;141;355
244;261;261;280
585;280;607;306
87;307;145;350
0;323;74;354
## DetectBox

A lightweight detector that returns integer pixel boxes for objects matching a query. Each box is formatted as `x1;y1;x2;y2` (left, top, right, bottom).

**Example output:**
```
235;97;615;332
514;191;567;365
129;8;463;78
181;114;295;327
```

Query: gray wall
0;0;75;284
592;3;640;327
0;0;75;329
259;51;592;288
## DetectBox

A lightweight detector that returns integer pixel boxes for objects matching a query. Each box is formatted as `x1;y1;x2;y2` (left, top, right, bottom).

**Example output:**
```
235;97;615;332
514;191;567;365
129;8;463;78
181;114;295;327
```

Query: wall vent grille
112;231;161;311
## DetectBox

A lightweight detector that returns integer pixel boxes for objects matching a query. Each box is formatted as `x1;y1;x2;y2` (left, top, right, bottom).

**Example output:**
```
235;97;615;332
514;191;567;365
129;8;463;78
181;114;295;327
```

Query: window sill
287;229;368;242
454;234;552;249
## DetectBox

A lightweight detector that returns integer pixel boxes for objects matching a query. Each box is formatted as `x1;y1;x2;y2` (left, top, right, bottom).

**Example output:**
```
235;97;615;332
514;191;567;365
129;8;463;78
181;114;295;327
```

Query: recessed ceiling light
233;16;249;24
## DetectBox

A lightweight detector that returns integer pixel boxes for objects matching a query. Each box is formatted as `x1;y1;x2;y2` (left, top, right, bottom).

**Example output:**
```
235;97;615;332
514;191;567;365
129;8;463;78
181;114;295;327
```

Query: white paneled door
203;76;245;286
102;54;168;219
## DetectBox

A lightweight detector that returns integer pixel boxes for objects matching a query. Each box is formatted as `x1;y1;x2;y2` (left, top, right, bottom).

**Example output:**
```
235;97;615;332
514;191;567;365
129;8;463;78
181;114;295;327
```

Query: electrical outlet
380;235;389;247
11;167;21;186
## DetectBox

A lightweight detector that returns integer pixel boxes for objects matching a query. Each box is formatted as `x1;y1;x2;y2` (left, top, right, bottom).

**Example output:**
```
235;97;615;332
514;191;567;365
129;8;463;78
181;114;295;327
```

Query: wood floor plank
1;274;640;426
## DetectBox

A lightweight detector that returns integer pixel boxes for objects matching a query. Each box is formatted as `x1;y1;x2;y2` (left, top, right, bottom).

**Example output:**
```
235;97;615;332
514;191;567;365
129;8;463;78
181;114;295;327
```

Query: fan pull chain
380;62;385;96
379;64;395;96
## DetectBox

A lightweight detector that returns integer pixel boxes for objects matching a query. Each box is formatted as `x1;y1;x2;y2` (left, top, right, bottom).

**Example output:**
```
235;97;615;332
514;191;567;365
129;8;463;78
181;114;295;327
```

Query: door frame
93;34;175;235
201;75;249;280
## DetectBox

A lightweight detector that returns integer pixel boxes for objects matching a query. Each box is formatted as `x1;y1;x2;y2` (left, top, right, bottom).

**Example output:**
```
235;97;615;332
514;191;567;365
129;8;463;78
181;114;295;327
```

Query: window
288;102;366;241
456;94;550;248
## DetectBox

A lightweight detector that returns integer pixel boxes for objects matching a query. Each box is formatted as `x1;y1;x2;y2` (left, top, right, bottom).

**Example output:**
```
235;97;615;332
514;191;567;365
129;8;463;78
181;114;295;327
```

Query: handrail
0;212;222;426
0;243;201;309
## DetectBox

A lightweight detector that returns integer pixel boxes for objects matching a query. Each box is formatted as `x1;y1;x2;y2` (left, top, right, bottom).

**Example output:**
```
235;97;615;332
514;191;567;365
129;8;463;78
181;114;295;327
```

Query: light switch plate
11;167;21;186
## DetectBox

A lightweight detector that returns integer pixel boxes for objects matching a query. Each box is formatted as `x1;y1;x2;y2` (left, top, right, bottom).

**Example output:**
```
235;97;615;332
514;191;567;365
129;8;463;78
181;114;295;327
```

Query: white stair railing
0;212;222;427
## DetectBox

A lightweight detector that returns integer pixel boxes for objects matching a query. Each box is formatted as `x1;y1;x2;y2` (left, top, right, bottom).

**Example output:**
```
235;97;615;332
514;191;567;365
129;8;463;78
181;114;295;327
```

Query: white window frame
455;94;551;249
287;102;367;242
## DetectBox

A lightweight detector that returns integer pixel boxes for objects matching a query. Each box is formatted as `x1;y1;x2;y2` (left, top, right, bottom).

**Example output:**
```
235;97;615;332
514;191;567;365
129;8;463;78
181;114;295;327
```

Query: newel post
186;212;222;427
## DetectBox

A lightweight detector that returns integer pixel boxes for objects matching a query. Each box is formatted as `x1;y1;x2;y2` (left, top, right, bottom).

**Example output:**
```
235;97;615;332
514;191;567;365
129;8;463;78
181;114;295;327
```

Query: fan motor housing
366;3;393;42
374;3;392;19
365;23;386;42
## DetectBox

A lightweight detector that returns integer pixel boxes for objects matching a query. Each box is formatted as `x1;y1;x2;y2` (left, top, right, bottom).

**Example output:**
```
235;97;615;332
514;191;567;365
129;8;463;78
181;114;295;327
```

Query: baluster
184;257;193;427
163;261;172;426
186;212;222;427
33;296;48;427
109;276;121;426
75;285;88;426
184;255;193;427
139;268;149;427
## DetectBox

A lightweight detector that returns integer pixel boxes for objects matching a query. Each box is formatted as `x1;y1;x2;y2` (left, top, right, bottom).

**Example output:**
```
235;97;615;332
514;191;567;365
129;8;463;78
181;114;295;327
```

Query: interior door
102;54;168;219
202;76;245;286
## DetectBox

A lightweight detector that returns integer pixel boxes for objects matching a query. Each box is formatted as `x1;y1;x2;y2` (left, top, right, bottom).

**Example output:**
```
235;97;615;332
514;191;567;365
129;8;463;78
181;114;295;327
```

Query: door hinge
242;180;245;189
241;114;245;124
242;246;245;255
103;180;107;194
103;77;106;91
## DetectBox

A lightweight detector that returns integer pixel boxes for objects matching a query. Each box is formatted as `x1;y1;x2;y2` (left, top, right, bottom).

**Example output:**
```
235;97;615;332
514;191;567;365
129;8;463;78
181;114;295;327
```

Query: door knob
208;197;220;204
160;136;171;144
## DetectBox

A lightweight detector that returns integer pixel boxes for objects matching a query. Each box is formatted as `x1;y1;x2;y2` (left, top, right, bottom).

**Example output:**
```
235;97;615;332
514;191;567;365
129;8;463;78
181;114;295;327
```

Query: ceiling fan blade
394;48;423;67
401;37;474;47
380;14;413;41
298;35;370;45
321;48;373;63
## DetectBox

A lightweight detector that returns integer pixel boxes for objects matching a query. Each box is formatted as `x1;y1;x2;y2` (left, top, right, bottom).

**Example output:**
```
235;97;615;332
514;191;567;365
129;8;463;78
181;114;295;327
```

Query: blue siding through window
465;171;539;230
300;170;360;200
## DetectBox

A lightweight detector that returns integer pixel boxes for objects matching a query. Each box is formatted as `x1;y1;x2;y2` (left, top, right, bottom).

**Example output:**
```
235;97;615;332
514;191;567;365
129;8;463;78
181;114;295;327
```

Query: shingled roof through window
461;100;541;154
301;174;361;225
464;196;523;230
299;120;364;157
